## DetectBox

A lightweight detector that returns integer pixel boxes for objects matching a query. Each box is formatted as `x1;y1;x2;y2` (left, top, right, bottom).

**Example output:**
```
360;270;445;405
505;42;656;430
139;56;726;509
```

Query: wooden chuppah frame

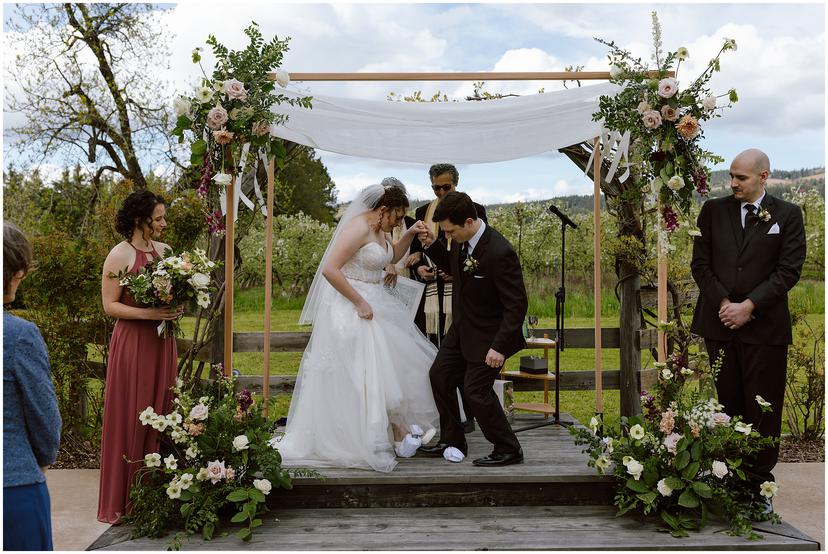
222;70;669;417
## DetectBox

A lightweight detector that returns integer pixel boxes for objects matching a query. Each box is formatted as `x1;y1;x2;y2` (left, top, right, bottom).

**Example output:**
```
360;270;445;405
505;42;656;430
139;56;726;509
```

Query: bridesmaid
97;190;182;524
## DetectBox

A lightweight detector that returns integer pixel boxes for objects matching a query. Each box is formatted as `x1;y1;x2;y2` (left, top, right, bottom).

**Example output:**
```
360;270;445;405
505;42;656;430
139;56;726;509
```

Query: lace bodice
341;241;392;283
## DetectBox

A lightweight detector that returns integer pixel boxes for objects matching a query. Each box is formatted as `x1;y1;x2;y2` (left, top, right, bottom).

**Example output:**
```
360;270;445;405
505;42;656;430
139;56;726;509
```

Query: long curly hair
115;190;166;241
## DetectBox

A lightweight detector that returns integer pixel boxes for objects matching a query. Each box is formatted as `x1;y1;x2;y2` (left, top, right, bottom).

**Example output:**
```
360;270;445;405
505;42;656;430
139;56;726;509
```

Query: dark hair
432;191;477;225
4;222;33;296
372;182;409;211
429;163;459;184
115;190;166;240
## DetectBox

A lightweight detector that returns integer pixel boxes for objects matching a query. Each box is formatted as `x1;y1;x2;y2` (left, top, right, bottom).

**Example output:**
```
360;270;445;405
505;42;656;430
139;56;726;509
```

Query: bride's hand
356;300;374;320
383;264;398;287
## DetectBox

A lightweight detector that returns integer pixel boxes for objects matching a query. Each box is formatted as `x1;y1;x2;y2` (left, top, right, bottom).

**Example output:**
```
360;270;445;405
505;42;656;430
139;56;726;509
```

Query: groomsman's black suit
424;223;528;456
690;192;805;487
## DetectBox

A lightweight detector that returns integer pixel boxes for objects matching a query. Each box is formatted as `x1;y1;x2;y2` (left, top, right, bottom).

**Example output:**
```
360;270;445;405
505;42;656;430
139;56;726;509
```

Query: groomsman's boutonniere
463;254;479;274
757;207;771;222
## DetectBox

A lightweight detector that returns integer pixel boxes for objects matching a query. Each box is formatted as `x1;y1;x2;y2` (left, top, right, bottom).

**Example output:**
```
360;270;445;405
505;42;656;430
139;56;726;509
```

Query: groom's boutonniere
757;207;771;222
463;254;479;274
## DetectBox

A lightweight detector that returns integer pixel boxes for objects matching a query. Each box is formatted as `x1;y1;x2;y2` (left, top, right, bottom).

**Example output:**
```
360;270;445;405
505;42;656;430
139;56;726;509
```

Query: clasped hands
719;298;755;330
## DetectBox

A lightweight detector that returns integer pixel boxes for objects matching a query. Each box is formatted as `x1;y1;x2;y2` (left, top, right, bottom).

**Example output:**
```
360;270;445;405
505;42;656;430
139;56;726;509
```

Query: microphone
548;203;578;229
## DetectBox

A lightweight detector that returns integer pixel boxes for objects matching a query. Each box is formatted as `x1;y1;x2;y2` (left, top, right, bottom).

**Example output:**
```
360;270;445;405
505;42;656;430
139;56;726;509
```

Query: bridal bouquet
570;322;780;540
124;372;313;546
117;248;217;337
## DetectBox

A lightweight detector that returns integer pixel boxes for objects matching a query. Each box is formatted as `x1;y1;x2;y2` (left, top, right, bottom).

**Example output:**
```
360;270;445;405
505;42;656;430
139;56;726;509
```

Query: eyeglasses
431;184;453;192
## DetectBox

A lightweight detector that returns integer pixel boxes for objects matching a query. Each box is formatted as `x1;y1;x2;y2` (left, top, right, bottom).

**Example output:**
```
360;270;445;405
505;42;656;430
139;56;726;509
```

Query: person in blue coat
3;222;62;550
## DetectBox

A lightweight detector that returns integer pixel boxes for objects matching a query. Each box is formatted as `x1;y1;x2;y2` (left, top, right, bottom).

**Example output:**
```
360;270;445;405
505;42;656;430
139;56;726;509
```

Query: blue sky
4;2;825;204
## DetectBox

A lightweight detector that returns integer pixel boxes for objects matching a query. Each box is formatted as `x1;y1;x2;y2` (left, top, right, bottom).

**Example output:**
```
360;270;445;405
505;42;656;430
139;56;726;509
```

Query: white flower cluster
683;398;719;430
154;249;216;309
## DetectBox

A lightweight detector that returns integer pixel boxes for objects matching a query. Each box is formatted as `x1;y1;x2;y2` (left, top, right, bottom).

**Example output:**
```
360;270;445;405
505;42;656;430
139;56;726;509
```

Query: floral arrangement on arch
123;371;316;546
171;23;312;236
570;322;780;540
594;12;739;250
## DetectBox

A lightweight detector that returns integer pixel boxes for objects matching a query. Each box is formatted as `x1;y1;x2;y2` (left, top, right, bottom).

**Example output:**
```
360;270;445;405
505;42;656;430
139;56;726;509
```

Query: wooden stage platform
89;414;820;550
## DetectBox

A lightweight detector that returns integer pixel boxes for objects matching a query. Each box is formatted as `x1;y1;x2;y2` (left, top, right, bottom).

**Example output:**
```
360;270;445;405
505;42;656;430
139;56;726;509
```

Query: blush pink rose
663;432;683;454
206;460;226;484
642;109;663;130
660;105;679;122
223;79;247;101
207;105;229;130
657;77;679;99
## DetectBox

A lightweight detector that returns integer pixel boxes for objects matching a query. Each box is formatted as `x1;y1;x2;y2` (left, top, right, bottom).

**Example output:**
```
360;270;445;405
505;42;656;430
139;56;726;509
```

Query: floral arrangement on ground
570;322;781;540
123;370;317;547
595;12;739;250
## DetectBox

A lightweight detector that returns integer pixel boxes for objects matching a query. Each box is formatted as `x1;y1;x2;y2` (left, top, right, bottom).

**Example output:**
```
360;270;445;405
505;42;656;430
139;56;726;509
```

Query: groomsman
690;148;805;506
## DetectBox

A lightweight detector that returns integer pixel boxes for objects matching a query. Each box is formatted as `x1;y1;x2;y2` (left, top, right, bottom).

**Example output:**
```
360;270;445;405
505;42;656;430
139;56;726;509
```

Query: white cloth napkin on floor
443;446;465;463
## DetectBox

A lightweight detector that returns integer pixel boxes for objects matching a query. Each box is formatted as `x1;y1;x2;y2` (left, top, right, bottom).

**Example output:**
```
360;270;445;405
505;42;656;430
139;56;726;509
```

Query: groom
416;191;528;466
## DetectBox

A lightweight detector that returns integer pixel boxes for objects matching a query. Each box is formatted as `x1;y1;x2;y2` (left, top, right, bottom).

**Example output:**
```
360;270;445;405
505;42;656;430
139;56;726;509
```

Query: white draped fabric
269;83;620;163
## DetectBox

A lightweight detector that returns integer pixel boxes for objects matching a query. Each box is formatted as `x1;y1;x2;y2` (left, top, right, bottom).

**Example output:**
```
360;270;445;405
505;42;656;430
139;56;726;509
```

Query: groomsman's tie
743;204;758;236
460;241;469;260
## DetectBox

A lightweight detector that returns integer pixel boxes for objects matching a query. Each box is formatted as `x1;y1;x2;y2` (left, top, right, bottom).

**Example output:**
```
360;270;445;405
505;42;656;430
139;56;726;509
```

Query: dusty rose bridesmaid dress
97;243;177;524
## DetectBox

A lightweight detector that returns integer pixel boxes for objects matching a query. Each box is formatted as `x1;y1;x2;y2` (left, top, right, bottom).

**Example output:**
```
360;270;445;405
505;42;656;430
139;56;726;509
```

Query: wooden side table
500;337;558;420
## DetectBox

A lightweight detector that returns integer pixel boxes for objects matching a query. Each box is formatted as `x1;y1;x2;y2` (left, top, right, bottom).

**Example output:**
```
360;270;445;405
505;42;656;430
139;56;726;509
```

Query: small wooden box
519;355;548;374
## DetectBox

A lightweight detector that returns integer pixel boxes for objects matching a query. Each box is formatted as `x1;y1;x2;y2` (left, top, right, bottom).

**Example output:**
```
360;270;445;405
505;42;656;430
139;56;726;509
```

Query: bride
275;179;439;472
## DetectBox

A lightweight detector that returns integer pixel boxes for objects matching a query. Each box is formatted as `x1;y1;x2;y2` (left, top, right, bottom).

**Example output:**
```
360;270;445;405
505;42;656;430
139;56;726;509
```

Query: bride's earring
373;213;383;232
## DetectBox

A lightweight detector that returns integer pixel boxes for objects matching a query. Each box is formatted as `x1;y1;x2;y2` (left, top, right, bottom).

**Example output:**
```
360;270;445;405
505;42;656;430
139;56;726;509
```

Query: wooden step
89;505;820;550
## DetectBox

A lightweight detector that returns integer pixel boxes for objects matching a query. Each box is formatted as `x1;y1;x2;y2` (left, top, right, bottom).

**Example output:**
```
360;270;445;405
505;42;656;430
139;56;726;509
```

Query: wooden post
263;158;275;417
593;137;603;414
223;175;235;377
657;235;668;362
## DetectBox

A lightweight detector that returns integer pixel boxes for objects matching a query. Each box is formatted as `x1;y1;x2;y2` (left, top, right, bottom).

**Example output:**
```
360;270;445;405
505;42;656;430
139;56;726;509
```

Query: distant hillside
709;167;824;198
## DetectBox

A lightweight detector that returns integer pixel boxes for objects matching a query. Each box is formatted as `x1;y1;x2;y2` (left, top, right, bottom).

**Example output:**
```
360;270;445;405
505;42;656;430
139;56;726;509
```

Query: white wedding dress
276;240;440;472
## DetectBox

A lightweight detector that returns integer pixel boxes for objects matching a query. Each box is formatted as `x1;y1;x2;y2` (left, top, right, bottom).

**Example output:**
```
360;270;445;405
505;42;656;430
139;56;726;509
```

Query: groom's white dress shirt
466;220;486;255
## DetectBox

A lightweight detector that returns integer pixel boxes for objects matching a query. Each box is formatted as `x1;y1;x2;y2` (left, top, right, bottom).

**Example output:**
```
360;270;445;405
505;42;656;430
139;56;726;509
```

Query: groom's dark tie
743;204;758;237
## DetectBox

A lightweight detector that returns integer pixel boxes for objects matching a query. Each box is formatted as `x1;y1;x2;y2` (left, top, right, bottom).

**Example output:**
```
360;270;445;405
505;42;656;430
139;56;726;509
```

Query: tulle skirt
276;279;439;472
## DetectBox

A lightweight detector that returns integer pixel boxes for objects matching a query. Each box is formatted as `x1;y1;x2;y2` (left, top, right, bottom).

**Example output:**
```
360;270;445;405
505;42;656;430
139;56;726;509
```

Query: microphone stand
514;205;575;432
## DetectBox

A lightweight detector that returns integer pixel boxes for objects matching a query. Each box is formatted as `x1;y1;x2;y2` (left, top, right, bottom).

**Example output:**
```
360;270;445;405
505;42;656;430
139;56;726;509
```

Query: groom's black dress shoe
463;418;476;434
472;449;524;467
417;442;468;457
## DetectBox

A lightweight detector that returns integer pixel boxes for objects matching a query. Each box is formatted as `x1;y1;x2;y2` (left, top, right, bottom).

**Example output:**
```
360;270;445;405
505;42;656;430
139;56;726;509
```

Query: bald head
733;148;770;174
729;149;770;203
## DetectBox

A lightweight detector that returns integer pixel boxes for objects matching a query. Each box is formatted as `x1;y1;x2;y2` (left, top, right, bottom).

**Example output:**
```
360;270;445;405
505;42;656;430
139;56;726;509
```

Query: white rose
188;272;211;290
275;70;290;87
734;421;753;435
212;173;232;187
189;403;209;421
702;95;717;111
657;478;673;496
144;453;162;467
629;424;645;440
232;434;250;451
609;64;623;80
626;459;644;480
759;481;778;499
253;478;273;495
164;454;178;470
711;460;729;479
667;175;685;191
173;96;192;118
755;395;771;408
657;77;679;99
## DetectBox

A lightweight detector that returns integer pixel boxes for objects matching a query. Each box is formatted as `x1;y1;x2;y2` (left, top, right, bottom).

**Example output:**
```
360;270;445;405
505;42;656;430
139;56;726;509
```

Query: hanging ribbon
585;127;632;185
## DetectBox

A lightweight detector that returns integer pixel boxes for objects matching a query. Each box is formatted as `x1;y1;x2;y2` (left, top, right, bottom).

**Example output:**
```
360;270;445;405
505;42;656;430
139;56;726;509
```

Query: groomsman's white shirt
467;220;487;255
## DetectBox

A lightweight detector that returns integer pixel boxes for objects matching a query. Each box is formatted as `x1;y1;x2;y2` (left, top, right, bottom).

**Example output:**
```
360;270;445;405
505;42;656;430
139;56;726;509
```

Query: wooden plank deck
90;505;820;550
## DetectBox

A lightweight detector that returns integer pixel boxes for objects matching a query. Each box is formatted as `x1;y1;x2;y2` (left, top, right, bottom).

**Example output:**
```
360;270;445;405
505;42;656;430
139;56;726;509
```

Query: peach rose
206;105;229;130
676;114;700;139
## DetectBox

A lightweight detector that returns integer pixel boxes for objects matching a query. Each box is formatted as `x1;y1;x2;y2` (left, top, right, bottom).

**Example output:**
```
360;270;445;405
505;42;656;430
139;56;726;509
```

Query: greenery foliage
570;323;781;539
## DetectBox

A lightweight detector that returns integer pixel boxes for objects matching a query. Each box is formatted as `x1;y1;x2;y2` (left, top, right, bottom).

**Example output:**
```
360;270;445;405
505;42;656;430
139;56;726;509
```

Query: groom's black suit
690;192;805;487
425;223;528;455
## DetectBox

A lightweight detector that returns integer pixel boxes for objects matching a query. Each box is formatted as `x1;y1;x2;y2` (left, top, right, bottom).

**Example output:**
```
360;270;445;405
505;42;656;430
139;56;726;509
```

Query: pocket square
767;223;780;235
473;275;486;279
